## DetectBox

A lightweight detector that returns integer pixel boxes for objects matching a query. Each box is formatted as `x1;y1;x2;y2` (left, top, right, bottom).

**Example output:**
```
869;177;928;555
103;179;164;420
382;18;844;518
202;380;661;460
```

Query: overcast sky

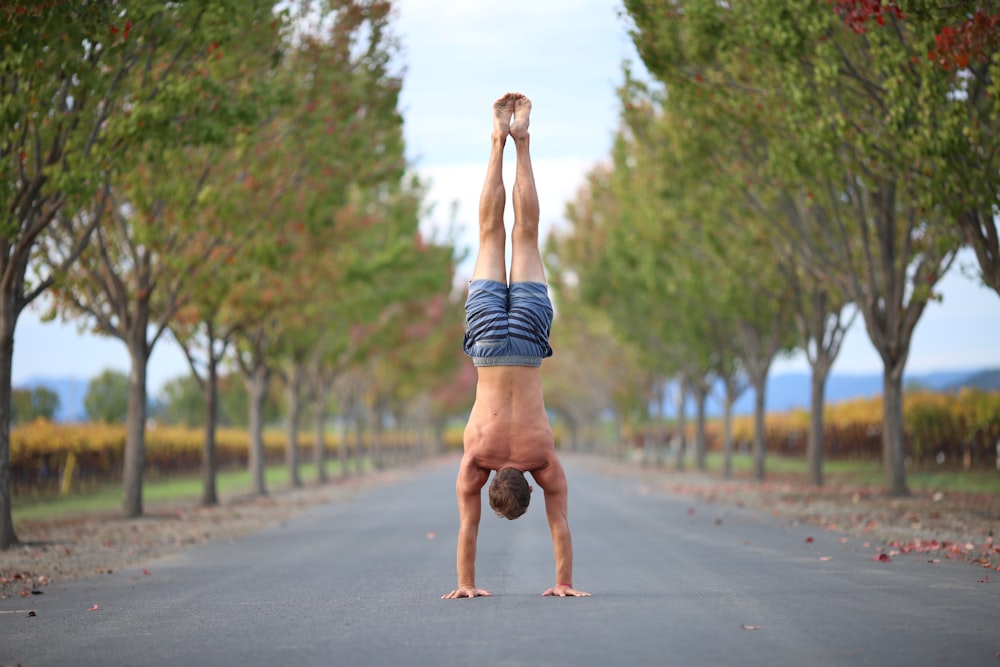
13;0;1000;393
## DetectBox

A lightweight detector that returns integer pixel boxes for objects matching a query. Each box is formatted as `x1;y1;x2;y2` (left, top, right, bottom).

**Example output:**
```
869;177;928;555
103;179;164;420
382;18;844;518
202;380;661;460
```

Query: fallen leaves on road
874;553;892;562
1;573;49;600
741;624;761;631
87;603;99;612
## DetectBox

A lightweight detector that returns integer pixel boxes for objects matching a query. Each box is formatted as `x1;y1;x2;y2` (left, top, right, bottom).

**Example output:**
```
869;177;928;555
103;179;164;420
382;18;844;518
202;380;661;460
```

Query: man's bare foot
510;94;531;141
493;93;517;139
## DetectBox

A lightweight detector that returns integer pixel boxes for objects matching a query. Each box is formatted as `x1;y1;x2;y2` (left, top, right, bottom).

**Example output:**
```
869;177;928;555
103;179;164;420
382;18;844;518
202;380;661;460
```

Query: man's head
488;467;531;520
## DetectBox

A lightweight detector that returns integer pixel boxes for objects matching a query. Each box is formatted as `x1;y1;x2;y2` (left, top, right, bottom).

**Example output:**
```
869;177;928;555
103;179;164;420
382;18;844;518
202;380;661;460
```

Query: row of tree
544;1;998;492
0;1;476;550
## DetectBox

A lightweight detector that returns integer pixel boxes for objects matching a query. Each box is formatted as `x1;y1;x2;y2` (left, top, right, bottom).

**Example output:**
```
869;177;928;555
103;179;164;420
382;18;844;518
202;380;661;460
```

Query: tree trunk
0;291;18;549
653;381;666;467
693;382;708;471
339;409;351;479
122;333;149;518
373;405;385;470
354;411;366;475
723;394;735;479
882;365;910;497
246;361;269;496
673;378;687;471
752;377;767;482
201;356;219;506
807;368;827;487
313;379;329;484
286;362;303;488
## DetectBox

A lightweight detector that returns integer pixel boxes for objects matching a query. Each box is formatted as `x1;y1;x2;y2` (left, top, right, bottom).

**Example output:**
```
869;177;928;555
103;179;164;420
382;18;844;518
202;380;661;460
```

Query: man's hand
542;584;591;597
441;587;491;600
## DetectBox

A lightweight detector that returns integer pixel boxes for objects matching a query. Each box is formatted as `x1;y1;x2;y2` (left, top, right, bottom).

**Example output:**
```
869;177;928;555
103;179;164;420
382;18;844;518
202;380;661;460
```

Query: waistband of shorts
472;355;543;368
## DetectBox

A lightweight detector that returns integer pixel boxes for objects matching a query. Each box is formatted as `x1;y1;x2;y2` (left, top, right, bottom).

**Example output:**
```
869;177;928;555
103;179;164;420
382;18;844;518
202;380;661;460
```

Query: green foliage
155;372;281;428
84;370;130;424
10;387;59;425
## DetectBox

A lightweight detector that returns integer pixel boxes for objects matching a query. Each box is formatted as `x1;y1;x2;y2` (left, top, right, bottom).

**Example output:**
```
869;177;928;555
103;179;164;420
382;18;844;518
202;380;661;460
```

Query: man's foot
510;94;531;141
493;93;517;138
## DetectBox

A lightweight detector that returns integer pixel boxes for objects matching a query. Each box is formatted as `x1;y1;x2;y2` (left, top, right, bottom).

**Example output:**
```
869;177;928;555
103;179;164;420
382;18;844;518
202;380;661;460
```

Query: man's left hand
542;584;590;597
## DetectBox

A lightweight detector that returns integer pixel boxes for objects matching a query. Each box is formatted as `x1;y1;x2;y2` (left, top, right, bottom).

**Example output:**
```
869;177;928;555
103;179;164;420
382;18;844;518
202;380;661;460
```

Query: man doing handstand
442;93;589;600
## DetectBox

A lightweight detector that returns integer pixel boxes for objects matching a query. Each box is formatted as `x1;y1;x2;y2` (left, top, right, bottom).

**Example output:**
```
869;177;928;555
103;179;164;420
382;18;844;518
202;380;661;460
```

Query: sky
12;0;1000;394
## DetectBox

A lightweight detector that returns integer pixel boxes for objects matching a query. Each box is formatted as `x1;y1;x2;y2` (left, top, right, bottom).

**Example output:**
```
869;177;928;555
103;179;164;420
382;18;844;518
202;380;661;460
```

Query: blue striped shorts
463;279;554;367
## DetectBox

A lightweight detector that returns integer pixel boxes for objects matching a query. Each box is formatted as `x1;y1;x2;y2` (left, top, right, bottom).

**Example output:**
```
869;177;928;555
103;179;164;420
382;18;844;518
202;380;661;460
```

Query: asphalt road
2;456;997;667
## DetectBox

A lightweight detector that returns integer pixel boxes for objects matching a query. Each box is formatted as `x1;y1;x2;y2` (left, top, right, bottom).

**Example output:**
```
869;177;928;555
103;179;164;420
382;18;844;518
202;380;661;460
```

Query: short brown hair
488;467;531;520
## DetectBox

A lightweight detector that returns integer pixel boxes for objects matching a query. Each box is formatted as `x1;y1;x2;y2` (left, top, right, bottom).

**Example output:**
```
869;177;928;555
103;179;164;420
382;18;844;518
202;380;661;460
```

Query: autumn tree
623;0;968;495
0;1;283;543
38;1;284;518
224;0;429;491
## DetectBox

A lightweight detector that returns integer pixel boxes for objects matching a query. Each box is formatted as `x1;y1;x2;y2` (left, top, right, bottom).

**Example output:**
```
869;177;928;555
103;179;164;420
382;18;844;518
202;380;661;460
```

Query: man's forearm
551;524;574;584
456;524;479;587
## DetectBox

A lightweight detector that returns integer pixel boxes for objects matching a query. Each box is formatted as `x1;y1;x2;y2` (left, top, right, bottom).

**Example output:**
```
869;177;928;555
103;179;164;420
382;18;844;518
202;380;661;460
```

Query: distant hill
701;368;998;417
734;369;1000;414
949;369;1000;392
16;377;89;422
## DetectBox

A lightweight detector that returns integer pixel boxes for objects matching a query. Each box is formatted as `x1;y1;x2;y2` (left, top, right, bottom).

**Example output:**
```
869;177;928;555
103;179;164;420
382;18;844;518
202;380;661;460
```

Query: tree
0;2;170;546
39;1;285;518
11;387;59;424
912;3;999;295
156;374;203;428
84;370;130;424
623;0;965;496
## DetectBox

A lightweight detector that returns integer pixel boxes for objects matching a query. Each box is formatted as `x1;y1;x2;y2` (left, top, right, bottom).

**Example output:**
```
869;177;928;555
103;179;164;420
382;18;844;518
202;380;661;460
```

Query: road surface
2;456;997;666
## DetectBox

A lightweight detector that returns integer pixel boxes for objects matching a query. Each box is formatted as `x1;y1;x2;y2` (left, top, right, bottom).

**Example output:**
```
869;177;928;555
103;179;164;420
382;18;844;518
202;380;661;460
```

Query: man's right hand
441;587;491;600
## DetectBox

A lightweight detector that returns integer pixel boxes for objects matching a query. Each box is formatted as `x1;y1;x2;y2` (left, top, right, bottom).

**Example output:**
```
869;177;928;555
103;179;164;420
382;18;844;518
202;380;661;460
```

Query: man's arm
535;458;590;597
442;458;490;599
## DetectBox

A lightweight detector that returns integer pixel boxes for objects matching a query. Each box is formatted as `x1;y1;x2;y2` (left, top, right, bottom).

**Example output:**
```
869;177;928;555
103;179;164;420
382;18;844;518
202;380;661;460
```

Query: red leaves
88;603;100;612
928;10;1000;71
867;538;998;570
978;574;991;584
110;19;132;41
830;0;904;35
805;536;815;543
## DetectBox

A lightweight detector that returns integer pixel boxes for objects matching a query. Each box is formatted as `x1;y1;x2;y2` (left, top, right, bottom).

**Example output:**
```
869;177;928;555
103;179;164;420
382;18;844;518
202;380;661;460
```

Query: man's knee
512;226;539;246
479;218;506;245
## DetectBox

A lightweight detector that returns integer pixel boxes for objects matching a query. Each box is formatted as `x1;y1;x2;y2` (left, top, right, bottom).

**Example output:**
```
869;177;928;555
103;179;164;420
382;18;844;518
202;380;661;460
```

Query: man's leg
509;94;545;284
470;94;517;284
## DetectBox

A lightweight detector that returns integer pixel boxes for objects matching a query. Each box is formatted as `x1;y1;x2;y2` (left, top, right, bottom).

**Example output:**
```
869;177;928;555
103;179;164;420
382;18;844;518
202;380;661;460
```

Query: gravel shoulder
3;455;998;599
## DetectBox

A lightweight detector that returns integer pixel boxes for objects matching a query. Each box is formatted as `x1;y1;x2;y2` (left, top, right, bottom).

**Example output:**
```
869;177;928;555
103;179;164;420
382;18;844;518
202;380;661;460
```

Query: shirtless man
442;93;589;600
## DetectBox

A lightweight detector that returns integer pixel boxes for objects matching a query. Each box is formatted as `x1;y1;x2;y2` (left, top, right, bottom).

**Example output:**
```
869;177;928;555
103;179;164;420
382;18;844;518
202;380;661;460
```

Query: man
442;93;589;600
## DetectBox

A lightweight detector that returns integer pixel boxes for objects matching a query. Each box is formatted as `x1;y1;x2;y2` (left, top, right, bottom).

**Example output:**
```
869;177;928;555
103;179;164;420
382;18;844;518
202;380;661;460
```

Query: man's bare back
463;366;553;472
442;94;588;600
